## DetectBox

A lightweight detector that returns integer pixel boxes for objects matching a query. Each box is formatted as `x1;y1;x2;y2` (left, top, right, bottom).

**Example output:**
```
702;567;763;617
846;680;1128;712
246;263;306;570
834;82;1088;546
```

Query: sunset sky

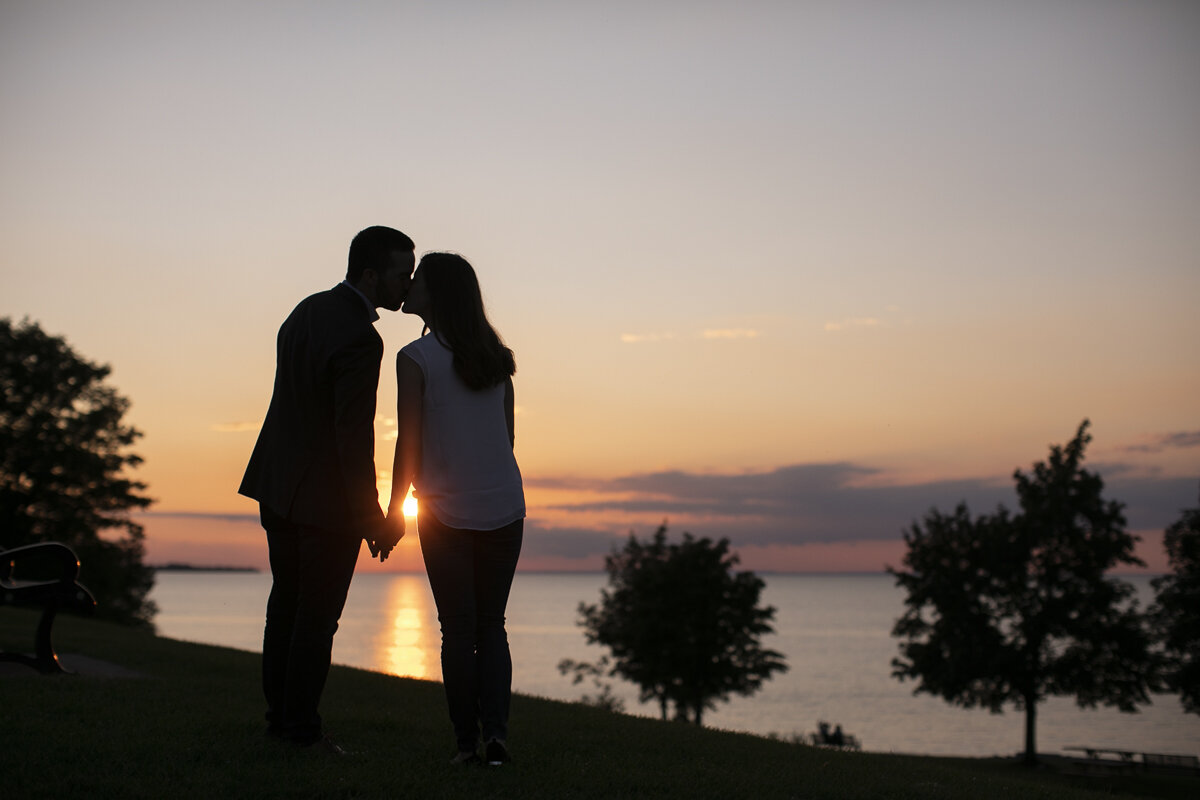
3;1;1198;573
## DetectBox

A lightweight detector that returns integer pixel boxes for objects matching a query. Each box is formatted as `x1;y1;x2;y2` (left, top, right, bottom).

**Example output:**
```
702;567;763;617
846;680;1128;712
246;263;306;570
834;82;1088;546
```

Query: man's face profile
374;250;415;311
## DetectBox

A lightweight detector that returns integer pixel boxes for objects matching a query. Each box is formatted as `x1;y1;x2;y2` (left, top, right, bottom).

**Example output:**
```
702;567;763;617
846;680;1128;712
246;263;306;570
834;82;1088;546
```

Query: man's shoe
485;739;511;766
450;750;481;765
300;734;349;757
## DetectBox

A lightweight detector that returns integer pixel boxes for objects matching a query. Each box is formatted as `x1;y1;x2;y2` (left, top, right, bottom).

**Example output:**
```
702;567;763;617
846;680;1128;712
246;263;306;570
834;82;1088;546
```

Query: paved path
0;653;147;678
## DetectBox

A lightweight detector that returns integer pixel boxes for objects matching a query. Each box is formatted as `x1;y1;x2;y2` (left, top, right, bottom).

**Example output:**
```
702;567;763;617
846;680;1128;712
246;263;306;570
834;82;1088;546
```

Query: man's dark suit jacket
239;283;385;536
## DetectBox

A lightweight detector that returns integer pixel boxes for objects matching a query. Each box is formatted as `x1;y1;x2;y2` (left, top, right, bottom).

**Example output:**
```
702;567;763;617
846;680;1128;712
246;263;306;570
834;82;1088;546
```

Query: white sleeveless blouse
400;334;525;531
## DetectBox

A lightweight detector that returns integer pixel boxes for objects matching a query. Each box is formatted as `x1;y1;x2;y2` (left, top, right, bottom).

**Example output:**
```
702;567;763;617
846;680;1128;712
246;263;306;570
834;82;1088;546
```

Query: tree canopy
0;317;156;627
1150;486;1200;714
576;524;787;726
889;420;1157;765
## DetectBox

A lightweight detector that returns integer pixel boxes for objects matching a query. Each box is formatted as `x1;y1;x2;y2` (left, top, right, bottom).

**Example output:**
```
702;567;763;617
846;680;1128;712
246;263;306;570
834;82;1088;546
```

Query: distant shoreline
148;566;1165;578
151;563;260;573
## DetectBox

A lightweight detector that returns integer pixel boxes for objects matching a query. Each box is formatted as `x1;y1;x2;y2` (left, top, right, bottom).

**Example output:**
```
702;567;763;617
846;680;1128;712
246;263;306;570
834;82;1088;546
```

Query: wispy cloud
535;463;1004;545
823;317;882;332
522;519;627;558
622;329;763;343
1124;431;1200;454
526;464;1195;556
702;329;762;340
137;467;1195;565
210;422;259;433
138;510;259;523
620;332;677;344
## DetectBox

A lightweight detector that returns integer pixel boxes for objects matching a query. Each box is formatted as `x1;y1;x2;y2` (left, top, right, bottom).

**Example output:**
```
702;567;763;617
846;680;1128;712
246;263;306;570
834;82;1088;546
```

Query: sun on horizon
402;493;418;518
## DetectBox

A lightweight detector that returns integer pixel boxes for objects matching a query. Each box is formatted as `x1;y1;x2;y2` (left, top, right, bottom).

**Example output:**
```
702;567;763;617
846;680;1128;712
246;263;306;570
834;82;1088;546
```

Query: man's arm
332;332;386;539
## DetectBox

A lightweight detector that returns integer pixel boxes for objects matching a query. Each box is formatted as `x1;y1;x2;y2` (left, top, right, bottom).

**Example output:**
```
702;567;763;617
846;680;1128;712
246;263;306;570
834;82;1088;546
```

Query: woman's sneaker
450;750;481;765
485;739;511;766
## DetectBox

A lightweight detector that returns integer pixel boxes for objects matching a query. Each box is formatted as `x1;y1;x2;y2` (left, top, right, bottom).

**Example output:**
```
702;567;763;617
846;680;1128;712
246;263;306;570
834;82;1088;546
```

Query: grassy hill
0;608;1193;799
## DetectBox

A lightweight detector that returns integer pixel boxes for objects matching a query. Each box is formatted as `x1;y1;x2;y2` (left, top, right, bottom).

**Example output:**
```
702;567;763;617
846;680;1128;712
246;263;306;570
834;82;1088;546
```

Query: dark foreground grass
1;608;1194;800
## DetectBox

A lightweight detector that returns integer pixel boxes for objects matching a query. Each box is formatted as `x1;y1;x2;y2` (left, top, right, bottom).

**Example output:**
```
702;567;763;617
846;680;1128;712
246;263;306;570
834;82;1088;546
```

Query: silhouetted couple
239;226;524;766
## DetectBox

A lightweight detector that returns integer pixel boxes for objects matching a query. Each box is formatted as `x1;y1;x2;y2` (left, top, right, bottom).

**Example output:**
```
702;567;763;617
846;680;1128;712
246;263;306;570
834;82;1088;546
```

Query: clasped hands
367;513;405;562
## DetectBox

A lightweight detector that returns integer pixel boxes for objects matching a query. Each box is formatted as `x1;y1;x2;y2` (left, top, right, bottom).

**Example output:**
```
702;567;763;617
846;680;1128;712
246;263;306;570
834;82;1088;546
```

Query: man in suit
239;225;414;751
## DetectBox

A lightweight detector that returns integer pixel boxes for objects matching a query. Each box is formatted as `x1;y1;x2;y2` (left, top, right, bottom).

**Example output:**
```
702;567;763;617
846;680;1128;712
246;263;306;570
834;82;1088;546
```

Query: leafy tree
556;655;626;713
0;317;156;627
1150;487;1200;714
576;524;787;726
889;421;1157;765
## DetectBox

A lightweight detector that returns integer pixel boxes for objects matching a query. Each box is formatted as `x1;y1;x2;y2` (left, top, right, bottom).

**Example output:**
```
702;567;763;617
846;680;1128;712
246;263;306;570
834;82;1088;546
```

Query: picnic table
1064;746;1136;761
1064;746;1200;776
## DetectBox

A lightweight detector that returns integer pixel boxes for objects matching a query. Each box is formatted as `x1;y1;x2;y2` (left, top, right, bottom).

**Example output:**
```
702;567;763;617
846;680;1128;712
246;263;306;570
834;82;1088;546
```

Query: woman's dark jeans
419;510;523;753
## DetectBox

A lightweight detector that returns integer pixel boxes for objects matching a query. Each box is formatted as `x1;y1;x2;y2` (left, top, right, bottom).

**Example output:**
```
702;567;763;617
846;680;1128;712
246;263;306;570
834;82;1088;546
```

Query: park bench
0;542;96;674
809;722;862;751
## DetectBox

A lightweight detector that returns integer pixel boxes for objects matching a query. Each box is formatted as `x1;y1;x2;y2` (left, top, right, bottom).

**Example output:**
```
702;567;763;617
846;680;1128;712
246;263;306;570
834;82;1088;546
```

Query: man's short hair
347;226;414;282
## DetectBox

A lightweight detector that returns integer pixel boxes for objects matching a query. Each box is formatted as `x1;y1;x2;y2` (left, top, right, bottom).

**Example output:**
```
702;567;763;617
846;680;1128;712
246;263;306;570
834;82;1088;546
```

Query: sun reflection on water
376;576;440;680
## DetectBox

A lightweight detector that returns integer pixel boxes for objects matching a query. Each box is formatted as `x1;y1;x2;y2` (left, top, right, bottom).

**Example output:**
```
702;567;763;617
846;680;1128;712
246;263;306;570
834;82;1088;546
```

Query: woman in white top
386;252;524;766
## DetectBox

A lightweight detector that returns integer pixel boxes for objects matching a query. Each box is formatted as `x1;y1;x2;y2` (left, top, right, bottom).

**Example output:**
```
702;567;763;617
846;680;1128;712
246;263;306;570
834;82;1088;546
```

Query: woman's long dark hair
420;252;515;390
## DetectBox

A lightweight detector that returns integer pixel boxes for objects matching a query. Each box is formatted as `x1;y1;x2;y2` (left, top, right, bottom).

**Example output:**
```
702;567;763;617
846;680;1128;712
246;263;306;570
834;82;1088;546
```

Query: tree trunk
659;695;668;721
694;704;703;727
1023;697;1038;766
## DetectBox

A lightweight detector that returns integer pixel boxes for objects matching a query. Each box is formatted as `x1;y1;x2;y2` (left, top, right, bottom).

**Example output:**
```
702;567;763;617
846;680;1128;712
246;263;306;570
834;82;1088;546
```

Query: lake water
150;571;1199;758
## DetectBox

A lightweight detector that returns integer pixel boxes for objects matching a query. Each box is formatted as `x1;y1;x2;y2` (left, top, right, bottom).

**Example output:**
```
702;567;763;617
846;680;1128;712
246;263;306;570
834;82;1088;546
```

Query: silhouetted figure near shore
386;252;525;766
813;720;857;748
239;226;414;752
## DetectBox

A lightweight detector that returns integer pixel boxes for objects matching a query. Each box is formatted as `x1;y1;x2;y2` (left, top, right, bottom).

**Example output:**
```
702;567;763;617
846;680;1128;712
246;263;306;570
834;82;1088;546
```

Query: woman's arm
504;376;515;449
381;352;424;559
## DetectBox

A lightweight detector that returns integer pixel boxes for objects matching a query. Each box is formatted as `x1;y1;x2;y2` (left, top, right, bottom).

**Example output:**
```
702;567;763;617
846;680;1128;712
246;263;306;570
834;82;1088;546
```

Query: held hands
370;513;405;562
